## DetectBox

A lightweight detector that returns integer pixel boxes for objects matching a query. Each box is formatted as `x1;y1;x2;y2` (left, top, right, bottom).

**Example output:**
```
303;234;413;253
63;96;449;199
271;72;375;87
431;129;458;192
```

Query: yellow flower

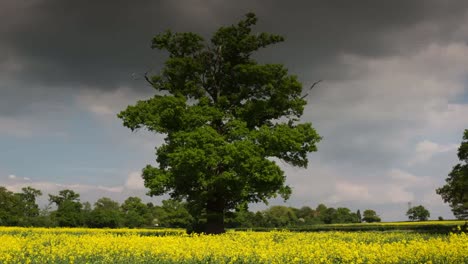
0;227;466;263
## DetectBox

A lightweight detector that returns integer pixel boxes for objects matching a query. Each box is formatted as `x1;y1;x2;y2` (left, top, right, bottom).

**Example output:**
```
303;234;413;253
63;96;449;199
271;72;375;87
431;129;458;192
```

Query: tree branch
144;71;156;86
300;80;323;100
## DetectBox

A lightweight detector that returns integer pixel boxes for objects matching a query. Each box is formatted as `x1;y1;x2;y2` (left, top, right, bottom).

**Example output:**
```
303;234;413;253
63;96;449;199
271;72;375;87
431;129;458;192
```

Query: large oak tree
118;13;321;233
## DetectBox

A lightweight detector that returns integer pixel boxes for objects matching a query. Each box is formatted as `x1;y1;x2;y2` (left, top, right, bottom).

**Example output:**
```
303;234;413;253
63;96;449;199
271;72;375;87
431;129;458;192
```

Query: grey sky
1;0;468;220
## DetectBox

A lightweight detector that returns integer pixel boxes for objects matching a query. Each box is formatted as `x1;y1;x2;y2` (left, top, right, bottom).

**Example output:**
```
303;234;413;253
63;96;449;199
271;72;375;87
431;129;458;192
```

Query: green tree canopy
153;199;193;228
436;129;468;219
17;186;42;218
49;189;83;227
118;13;321;233
262;206;298;227
321;207;337;224
0;187;22;226
88;197;122;228
315;204;327;216
335;207;358;223
356;209;362;223
121;197;152;228
406;205;430;221
296;206;314;218
362;209;381;223
16;186;42;226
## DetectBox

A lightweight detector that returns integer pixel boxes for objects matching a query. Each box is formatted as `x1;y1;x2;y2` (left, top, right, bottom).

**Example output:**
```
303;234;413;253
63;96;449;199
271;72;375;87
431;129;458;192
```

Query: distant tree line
0;186;386;229
225;206;382;229
0;187;193;228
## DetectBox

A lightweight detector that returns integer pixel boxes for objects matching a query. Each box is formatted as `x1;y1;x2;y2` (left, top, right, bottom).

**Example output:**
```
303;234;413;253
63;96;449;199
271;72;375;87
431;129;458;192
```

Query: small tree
0;186;22;226
121;197;152;228
49;189;83;227
88;197;122;228
17;186;42;218
406;205;430;221
118;13;321;233
356;209;362;223
322;207;337;224
362;209;381;223
315;204;327;217
296;206;315;224
436;129;468;219
335;207;357;223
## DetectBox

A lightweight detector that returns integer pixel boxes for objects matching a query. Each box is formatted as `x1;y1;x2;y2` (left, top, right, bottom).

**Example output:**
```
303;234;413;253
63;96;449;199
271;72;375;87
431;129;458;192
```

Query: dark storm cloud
1;0;468;119
236;0;468;80
1;0;170;90
2;0;468;91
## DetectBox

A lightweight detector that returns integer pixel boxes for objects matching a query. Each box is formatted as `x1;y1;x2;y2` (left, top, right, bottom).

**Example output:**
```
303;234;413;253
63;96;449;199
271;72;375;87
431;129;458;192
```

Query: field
0;225;467;263
236;220;468;233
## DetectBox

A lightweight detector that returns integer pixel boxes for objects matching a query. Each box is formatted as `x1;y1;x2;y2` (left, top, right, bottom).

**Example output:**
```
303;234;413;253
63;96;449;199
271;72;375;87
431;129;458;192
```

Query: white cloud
328;181;371;203
379;185;415;204
326;169;435;205
426;103;468;131
409;140;458;165
3;177;123;195
0;171;156;207
387;169;430;187
307;42;468;126
328;181;414;205
0;101;71;139
125;171;145;190
76;87;152;118
0;117;34;137
300;43;468;177
75;87;166;158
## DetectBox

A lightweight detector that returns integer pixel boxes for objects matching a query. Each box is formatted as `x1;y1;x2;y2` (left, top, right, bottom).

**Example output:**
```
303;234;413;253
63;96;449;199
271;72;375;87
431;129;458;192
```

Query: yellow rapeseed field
0;227;466;263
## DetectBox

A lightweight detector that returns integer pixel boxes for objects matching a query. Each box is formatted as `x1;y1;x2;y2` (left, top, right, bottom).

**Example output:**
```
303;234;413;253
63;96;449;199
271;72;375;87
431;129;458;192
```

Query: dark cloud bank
1;0;468;92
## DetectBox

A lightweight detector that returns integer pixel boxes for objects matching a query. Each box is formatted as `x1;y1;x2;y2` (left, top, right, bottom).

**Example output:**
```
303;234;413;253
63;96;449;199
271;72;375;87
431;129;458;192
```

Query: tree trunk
205;199;225;234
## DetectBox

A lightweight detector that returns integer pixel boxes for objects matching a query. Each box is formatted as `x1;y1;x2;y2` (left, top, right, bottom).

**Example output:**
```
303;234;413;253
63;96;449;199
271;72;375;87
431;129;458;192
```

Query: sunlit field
0;227;467;263
325;220;467;226
294;220;467;232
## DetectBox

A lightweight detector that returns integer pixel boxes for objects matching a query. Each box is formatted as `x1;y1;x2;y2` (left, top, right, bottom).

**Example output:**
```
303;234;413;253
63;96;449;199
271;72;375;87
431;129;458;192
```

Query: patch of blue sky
0;111;144;186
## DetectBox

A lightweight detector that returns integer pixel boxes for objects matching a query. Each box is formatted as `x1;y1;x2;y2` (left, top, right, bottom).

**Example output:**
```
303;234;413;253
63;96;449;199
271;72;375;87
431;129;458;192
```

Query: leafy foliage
406;205;430;221
49;189;83;227
121;197;153;228
17;187;42;216
0;187;22;226
362;209;381;223
87;197;122;228
153;199;193;228
262;206;298;227
118;13;321;233
1;186;383;229
357;209;362;223
436;129;468;219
